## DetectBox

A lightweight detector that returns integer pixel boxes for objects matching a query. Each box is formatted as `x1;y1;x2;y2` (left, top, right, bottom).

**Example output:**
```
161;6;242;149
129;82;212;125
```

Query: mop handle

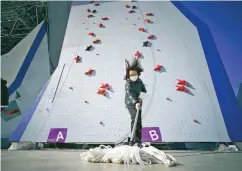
130;107;140;142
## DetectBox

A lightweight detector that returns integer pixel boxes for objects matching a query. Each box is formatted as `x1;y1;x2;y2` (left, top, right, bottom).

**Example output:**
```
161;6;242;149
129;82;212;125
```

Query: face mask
130;76;138;81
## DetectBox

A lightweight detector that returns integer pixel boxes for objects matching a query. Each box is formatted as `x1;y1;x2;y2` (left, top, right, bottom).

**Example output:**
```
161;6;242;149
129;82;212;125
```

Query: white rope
80;144;176;166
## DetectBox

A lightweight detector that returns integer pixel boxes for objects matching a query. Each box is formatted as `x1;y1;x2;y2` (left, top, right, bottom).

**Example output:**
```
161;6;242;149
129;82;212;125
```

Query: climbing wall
1;21;50;139
12;1;237;143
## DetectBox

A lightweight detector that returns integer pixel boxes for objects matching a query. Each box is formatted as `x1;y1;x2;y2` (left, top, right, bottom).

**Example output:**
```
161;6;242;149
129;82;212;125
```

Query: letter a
149;130;159;141
56;131;64;142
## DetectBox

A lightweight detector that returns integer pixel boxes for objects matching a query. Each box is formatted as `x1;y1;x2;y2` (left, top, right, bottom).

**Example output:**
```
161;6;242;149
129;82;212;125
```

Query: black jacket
125;78;147;106
1;78;9;106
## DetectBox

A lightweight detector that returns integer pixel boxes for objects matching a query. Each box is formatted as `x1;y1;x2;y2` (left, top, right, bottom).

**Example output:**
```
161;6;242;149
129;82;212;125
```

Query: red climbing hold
87;9;91;12
98;23;104;28
125;4;130;8
146;12;153;16
177;79;188;87
128;10;135;13
87;14;94;18
85;69;94;75
102;17;109;20
134;51;141;59
100;83;110;90
88;32;95;36
97;89;106;96
193;119;201;124
2;109;20;115
147;34;154;39
94;3;100;6
154;65;162;71
93;39;100;44
145;19;152;23
138;28;145;32
176;85;188;93
74;55;81;63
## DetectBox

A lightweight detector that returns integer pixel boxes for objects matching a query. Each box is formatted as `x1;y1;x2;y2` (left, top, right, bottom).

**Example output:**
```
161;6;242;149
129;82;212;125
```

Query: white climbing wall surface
18;1;231;143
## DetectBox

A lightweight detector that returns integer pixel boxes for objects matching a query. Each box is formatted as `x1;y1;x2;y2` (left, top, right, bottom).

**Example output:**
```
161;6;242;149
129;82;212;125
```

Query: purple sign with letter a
47;128;67;143
142;127;162;142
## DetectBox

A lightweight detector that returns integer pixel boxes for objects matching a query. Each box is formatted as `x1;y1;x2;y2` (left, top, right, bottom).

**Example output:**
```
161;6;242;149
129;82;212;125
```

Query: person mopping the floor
80;58;177;166
124;58;147;146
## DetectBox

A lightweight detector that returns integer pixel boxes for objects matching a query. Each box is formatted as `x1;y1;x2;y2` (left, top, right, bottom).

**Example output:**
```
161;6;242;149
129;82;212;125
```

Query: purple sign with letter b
142;127;162;142
47;128;67;143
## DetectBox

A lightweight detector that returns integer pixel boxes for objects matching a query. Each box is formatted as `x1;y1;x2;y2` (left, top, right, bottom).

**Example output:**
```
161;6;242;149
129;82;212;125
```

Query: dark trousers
126;105;142;143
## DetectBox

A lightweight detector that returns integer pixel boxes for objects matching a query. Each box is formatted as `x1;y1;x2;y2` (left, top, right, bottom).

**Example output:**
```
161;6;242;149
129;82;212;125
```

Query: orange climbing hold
145;19;152;23
98;23;104;27
102;17;109;20
146;12;153;16
85;69;95;75
177;79;188;87
147;34;154;39
74;55;81;63
125;4;130;8
154;65;162;71
93;39;100;44
97;89;106;96
134;51;141;59
176;85;188;93
88;32;95;36
128;10;135;13
138;28;145;32
100;83;110;90
94;3;100;6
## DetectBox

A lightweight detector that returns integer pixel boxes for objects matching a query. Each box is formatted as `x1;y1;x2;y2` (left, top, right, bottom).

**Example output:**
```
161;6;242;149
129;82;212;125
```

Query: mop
80;107;177;166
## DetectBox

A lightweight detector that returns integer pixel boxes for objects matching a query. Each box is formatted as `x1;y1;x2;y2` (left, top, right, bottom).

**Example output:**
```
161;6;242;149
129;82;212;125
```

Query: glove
135;103;141;110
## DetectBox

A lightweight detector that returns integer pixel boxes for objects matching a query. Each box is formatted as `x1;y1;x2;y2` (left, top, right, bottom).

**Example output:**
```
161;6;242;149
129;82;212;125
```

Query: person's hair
125;58;144;79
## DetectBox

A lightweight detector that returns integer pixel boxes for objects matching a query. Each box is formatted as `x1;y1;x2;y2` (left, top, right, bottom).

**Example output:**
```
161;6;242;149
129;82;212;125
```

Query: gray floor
1;150;242;171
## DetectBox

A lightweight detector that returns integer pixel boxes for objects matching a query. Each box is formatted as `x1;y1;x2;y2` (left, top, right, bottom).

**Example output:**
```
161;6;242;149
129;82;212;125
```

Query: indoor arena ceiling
1;1;47;55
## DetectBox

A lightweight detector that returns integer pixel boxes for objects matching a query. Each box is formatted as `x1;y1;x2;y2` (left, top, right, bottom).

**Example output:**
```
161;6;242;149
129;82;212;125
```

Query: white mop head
80;144;176;166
